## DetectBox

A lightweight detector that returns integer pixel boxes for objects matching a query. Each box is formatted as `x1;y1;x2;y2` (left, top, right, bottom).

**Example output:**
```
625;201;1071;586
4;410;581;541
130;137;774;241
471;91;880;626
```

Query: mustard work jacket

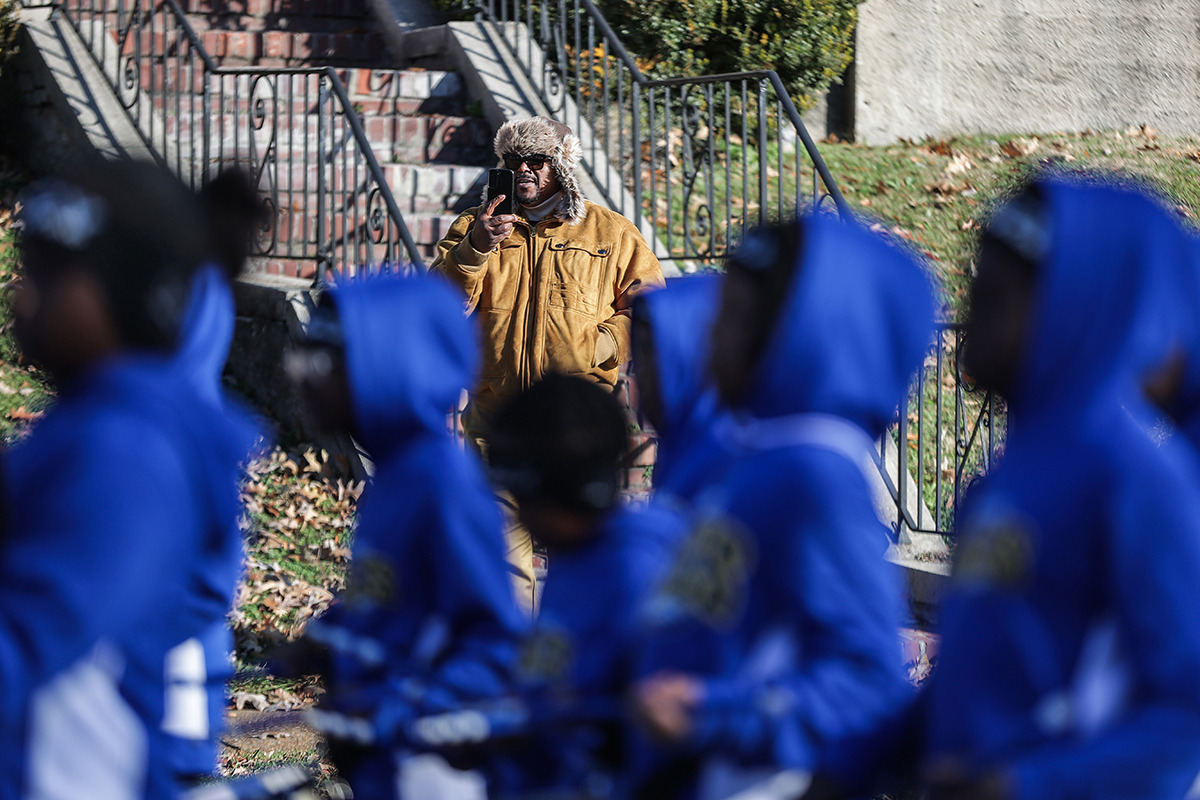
430;201;665;431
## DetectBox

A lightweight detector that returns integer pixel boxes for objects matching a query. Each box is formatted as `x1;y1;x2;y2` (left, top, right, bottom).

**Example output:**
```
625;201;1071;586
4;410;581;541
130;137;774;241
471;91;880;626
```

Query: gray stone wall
853;0;1200;144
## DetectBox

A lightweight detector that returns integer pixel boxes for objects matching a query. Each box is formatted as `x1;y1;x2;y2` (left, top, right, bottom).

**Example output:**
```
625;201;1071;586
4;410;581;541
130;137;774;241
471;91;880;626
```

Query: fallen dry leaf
7;406;42;422
232;691;269;711
999;137;1039;158
925;177;971;196
945;152;973;175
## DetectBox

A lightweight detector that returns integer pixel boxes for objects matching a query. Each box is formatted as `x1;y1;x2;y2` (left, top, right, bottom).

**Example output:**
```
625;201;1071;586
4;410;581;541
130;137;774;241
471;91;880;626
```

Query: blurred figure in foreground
630;275;729;505
1142;228;1200;453
0;158;258;798
921;176;1200;800
175;167;264;404
283;273;525;799
485;373;688;797
162;168;267;786
631;213;935;799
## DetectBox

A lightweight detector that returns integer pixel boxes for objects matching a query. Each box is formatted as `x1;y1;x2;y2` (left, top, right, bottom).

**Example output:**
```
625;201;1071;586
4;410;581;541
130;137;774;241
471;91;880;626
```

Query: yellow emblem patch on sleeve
342;553;400;609
954;509;1038;592
658;513;755;630
517;627;576;685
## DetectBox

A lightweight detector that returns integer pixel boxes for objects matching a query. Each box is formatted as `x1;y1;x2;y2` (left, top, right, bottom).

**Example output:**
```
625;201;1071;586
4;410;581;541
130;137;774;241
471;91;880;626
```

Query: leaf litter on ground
233;444;360;662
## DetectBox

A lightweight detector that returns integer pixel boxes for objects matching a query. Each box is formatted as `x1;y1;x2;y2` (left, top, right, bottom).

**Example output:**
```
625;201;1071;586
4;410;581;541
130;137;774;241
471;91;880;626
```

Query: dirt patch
221;709;326;766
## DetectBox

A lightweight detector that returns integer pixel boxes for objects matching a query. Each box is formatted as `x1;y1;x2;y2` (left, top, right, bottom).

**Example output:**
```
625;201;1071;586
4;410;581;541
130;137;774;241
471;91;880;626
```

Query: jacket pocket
542;305;600;375
546;241;612;316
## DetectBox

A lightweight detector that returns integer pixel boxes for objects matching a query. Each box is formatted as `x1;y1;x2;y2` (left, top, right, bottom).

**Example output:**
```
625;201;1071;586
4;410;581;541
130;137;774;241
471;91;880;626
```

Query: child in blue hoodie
481;373;687;797
630;275;729;505
162;168;267;786
1141;230;1200;454
0;159;259;799
632;214;934;799
919;176;1200;800
284;273;526;799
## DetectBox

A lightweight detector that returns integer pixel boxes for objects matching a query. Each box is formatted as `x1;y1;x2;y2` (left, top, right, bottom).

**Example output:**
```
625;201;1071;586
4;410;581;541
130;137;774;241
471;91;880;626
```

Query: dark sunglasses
503;154;552;170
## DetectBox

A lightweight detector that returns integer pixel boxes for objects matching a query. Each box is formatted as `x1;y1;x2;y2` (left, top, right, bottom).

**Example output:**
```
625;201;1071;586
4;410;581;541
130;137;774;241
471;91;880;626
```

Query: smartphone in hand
488;168;515;216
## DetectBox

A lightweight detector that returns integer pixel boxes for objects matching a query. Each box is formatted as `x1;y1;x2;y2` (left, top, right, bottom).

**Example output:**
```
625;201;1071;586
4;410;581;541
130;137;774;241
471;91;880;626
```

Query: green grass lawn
819;128;1200;314
817;129;1200;532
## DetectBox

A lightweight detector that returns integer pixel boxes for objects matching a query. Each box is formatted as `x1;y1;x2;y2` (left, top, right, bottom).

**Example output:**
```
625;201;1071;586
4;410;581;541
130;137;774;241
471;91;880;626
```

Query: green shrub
599;0;859;110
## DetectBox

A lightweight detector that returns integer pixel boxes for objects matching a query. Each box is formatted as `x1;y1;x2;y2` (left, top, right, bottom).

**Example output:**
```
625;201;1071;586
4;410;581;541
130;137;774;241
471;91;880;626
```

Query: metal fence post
632;81;642;233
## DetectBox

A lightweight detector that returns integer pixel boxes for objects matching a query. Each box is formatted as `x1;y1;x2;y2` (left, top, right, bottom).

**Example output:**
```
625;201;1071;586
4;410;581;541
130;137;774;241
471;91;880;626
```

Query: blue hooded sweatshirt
636;212;935;794
159;265;263;781
1158;233;1200;450
0;352;259;799
491;502;689;795
176;265;237;405
924;178;1200;800
309;274;526;796
636;275;729;504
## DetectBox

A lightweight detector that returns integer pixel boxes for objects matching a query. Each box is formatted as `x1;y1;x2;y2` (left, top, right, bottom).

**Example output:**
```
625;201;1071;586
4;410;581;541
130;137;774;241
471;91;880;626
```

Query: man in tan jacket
430;116;665;613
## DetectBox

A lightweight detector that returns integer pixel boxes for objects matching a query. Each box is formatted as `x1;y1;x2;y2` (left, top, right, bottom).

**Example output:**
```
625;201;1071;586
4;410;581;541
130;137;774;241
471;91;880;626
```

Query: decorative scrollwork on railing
50;0;422;278
248;75;280;256
249;74;277;139
118;52;140;109
539;12;568;113
366;194;421;270
255;195;278;257
366;184;392;248
367;68;389;96
115;0;143;110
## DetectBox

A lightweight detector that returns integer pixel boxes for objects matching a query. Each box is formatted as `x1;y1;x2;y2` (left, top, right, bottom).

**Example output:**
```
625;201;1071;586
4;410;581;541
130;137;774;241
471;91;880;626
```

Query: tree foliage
599;0;860;110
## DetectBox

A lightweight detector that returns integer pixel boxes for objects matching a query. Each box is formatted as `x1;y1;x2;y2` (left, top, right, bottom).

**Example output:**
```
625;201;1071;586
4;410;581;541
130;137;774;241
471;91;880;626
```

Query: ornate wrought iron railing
471;0;850;266
880;323;1007;535
468;0;1001;527
45;0;421;279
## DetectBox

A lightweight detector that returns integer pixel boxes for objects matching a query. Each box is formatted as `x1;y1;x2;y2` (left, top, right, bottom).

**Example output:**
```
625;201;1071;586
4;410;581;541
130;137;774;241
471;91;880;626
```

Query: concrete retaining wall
852;0;1200;144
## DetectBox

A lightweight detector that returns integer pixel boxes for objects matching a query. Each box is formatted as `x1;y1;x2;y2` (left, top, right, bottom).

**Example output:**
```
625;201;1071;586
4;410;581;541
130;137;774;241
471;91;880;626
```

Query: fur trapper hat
491;116;586;225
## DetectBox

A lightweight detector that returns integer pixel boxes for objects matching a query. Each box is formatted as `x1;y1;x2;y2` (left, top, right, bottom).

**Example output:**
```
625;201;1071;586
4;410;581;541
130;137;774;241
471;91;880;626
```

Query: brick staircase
81;0;495;277
197;0;492;274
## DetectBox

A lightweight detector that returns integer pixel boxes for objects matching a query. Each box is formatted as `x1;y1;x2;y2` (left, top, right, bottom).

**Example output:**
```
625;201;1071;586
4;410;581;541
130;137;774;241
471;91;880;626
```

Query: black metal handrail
470;0;1000;528
40;0;422;279
880;323;1007;536
471;0;850;266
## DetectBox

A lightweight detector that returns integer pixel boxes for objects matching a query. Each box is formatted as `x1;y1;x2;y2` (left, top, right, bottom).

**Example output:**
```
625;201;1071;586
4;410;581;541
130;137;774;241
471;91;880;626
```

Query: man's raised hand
470;194;518;252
